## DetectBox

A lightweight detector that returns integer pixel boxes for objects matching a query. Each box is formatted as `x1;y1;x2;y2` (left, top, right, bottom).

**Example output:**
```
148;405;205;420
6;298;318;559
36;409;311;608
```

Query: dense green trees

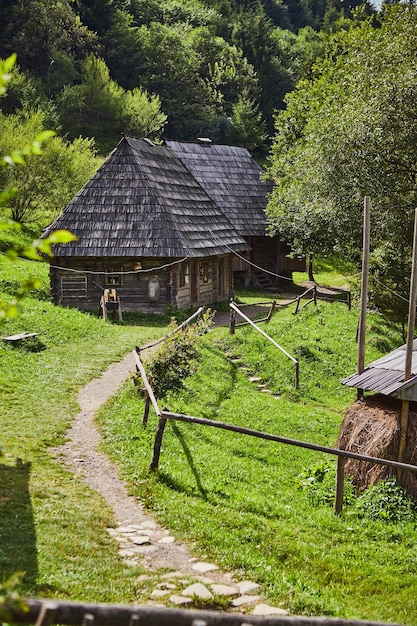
0;0;373;155
266;4;417;323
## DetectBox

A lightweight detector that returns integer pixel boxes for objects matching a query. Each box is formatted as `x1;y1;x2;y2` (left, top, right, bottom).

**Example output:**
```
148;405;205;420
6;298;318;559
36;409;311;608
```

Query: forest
1;0;417;325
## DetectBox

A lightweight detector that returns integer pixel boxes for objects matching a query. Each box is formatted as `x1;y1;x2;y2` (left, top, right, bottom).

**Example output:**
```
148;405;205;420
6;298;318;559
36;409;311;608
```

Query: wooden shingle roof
342;339;417;396
44;137;248;258
166;140;273;237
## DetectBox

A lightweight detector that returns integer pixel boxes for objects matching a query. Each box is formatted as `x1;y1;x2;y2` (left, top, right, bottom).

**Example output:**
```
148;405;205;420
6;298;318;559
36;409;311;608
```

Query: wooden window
105;267;123;286
179;263;190;287
200;261;209;283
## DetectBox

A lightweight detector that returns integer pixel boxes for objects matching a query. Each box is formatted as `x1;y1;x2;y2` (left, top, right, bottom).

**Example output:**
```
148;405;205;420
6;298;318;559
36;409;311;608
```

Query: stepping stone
236;581;260;594
151;590;170;598
252;604;289;616
137;575;151;582
158;536;175;544
250;377;262;382
182;583;213;600
169;595;193;606
210;584;239;597
260;388;272;393
131;535;151;545
140;520;158;529
191;562;218;573
157;582;176;590
232;595;261;607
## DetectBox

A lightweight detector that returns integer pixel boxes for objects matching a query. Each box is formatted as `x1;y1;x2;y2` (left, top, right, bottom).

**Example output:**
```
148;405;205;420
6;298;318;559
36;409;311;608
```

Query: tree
266;5;417;323
0;54;76;322
0;108;100;224
57;55;167;153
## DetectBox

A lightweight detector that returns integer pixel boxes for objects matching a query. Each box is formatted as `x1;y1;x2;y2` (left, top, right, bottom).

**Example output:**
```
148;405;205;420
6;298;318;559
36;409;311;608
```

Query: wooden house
167;140;305;287
44;137;300;314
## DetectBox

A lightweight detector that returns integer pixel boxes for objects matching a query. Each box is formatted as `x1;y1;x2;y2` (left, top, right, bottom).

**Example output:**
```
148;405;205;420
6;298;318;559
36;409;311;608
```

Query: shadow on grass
0;459;38;585
164;422;209;501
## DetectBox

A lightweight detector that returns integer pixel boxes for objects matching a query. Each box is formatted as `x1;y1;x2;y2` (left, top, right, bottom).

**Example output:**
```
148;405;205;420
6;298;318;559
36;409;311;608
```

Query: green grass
1;256;169;601
98;297;417;624
3;253;416;623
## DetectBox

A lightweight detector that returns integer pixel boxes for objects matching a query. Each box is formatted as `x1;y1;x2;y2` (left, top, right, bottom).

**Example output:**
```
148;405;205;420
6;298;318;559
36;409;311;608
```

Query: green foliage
0;107;100;224
0;573;28;623
266;5;417;324
298;461;356;507
57;54;167;152
353;478;417;524
136;311;214;399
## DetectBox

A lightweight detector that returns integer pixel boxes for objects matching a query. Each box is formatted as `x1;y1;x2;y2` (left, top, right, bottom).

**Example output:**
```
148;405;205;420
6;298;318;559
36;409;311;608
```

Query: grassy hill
2;255;417;624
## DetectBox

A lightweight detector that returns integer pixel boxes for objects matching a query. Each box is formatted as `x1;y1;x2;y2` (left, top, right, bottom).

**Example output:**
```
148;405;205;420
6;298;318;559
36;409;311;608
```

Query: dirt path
54;333;288;614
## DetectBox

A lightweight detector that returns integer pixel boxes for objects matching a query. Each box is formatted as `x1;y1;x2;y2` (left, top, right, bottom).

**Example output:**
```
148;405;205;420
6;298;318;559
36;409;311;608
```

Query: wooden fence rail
149;410;417;514
6;598;401;626
133;314;417;516
229;302;299;389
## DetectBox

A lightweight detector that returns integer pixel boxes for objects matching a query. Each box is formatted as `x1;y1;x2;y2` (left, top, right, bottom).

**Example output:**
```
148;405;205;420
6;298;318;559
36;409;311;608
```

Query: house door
190;260;199;306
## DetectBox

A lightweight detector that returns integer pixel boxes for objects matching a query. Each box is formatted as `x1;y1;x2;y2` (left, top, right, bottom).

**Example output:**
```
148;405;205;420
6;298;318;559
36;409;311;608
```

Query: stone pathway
55;349;289;616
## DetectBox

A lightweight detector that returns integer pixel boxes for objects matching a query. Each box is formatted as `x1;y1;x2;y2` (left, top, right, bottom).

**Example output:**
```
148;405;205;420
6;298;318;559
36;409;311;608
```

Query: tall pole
398;207;417;477
357;196;371;399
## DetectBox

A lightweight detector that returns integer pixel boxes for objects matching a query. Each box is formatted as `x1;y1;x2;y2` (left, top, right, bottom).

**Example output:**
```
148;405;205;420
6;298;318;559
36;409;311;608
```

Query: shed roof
342;339;417;396
44;137;248;258
166;140;273;237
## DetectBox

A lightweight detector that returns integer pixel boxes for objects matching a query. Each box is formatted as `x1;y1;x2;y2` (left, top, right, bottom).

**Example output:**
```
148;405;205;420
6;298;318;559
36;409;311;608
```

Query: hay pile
337;394;417;499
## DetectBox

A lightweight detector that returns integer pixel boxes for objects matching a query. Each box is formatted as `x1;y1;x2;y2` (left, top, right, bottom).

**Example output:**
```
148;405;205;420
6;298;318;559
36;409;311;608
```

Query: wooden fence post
266;300;276;322
230;300;236;334
149;412;168;471
334;455;345;515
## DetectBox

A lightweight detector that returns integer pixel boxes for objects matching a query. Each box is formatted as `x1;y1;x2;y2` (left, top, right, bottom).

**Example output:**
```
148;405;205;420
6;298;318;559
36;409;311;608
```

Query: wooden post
357;196;371;399
229;300;236;334
313;285;317;306
266;300;276;323
397;207;417;477
347;290;352;311
149;414;167;471
295;361;299;390
334;455;345;515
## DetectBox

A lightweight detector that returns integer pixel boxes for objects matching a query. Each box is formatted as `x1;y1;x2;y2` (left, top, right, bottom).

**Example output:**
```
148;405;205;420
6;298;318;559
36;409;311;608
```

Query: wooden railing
229;301;299;389
5;598;402;626
133;347;417;516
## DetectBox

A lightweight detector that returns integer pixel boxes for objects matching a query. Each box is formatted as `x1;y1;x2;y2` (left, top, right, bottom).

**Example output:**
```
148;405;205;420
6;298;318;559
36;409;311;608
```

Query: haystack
337;394;417;499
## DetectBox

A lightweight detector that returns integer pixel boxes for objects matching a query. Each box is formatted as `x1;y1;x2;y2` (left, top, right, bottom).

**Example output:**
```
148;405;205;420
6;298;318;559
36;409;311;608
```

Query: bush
298;461;356;507
136;310;214;399
353;478;417;523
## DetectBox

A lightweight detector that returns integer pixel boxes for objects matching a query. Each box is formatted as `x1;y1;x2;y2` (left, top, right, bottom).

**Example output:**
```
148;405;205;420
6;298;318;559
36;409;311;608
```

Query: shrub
136;310;214;399
353;478;417;523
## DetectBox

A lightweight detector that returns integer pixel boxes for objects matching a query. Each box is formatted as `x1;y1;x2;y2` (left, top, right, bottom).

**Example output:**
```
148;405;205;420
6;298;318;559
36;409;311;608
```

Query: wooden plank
3;332;39;342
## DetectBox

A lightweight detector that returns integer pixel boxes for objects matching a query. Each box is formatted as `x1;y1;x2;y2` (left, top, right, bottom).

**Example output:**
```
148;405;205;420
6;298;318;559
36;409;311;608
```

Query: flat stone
157;582;177;590
210;584;239;597
260;389;272;393
249;377;262;382
232;595;261;607
182;583;213;600
252;604;289;616
151;590;170;598
131;535;151;545
197;576;215;584
236;581;260;594
170;595;193;606
139;520;158;529
137;575;151;582
191;562;218;573
158;536;175;544
118;549;138;557
117;525;142;533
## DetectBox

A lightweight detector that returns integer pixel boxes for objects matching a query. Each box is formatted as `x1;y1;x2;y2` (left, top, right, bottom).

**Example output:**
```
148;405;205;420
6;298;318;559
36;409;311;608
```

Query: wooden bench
3;332;39;343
